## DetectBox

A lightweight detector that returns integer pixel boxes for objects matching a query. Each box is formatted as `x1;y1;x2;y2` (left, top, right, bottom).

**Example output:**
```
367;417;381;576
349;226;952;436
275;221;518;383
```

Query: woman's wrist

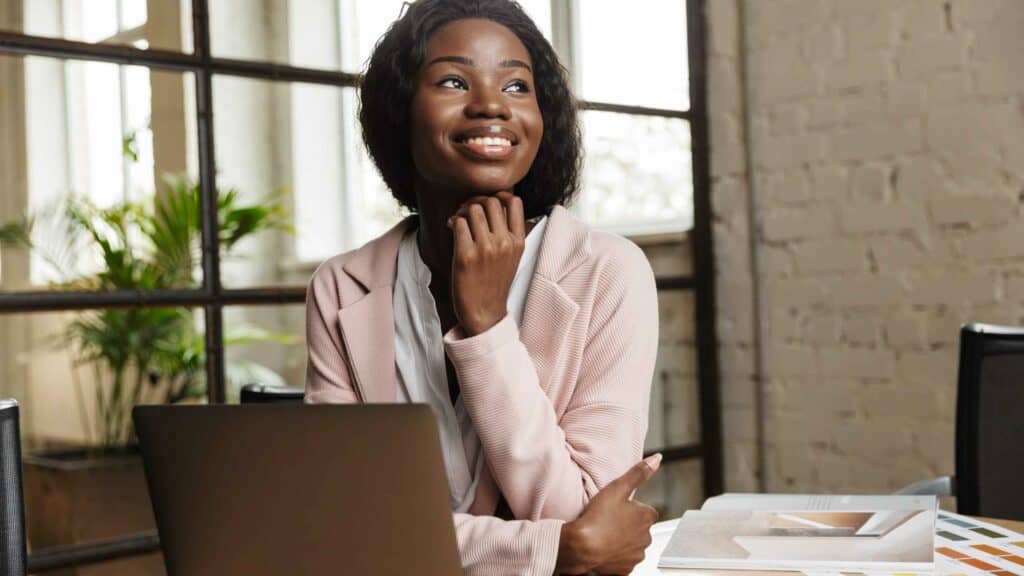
459;308;508;337
555;520;594;575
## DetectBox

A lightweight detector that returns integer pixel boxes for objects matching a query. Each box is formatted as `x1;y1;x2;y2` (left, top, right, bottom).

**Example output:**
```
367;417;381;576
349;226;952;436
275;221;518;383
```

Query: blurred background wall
708;0;1024;493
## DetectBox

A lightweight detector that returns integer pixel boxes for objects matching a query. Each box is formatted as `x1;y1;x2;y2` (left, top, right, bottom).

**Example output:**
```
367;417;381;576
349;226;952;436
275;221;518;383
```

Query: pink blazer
305;205;659;575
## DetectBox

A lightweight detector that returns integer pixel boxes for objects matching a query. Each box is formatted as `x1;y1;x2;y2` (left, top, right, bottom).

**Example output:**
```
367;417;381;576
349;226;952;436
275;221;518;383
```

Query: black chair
1;399;27;576
899;323;1024;520
239;384;305;405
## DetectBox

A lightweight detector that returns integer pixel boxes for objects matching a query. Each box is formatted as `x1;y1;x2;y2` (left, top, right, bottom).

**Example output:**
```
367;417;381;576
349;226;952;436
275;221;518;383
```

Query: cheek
408;99;449;172
522;106;544;164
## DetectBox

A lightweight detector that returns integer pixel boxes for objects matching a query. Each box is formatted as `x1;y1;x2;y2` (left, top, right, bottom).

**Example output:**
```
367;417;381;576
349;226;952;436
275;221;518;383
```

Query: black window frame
0;0;719;570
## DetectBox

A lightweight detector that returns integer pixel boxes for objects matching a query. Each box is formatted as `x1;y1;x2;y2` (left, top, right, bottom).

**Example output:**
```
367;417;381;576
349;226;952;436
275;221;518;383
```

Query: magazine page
646;507;1020;576
659;499;936;572
702;493;938;513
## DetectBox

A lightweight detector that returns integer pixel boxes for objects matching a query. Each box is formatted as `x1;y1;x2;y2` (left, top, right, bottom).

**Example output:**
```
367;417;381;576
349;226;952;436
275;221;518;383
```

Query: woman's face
409;18;543;199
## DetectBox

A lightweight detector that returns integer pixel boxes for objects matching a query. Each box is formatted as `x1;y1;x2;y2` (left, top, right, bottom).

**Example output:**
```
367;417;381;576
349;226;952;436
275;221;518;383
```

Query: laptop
133;404;462;576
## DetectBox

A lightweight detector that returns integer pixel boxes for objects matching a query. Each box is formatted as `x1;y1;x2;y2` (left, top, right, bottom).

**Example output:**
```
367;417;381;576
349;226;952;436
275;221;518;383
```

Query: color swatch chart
932;512;1024;576
802;512;1024;576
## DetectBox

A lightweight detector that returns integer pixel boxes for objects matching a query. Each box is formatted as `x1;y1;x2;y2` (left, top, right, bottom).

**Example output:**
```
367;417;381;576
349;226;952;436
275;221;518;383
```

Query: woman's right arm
303;265;659;574
456;455;661;576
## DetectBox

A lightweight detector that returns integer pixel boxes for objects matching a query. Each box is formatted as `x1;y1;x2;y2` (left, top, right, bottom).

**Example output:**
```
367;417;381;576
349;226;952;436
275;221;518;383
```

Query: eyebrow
426;55;532;72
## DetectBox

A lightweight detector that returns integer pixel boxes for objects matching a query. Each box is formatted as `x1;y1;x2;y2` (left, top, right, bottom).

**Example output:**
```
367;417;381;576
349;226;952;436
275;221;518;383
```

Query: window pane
223;304;306;403
3;0;192;53
209;0;546;73
210;0;339;70
120;0;148;31
579;111;693;233
2;307;204;571
514;0;552;40
341;0;414;71
577;0;690;110
0;54;198;293
212;75;403;287
340;0;548;72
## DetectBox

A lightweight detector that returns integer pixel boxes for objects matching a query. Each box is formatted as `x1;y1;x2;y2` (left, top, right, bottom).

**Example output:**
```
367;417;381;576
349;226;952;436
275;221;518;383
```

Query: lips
453;125;519;144
452;125;519;161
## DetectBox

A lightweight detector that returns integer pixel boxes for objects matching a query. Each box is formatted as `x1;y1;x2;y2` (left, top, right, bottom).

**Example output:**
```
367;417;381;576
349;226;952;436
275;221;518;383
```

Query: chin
459;169;525;194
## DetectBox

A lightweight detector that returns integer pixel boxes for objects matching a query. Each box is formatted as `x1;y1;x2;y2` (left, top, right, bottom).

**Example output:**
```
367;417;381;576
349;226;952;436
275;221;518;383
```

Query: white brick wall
708;0;1024;493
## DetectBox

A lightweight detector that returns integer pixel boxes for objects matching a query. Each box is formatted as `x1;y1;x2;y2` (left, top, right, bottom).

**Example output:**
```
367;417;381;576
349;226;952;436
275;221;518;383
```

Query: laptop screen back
134;404;461;576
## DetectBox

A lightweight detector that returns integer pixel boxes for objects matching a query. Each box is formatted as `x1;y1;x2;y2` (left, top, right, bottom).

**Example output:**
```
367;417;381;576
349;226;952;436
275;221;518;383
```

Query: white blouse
392;216;548;512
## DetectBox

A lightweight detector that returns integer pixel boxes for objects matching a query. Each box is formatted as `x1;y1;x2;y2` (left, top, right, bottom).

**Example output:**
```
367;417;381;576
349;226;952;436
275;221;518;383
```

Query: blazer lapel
335;217;414;403
519;278;579;394
337;290;395;403
518;206;588;394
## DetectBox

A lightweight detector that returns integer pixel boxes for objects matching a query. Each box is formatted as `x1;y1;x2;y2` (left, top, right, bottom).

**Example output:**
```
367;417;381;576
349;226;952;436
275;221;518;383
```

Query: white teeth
465;136;511;147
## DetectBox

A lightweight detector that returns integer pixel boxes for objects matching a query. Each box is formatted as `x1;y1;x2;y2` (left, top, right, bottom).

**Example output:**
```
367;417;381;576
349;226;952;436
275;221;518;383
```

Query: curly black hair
359;0;581;219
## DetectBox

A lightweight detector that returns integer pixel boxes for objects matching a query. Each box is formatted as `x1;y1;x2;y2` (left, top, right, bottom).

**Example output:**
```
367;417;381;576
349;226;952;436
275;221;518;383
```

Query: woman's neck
412;182;465;305
411;181;539;312
416;207;455;290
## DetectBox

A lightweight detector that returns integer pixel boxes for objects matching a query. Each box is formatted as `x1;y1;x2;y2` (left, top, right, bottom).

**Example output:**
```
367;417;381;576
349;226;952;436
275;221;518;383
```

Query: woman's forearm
446;242;659;523
445;314;655;521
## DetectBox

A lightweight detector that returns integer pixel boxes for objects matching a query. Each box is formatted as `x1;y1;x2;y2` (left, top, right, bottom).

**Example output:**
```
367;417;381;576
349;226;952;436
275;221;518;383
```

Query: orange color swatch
961;557;999;571
937;547;968;559
971;544;1006;556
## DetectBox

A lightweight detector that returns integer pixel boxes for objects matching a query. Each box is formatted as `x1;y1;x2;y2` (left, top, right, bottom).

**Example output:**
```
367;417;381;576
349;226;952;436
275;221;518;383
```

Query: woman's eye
438;77;467;90
504;80;531;93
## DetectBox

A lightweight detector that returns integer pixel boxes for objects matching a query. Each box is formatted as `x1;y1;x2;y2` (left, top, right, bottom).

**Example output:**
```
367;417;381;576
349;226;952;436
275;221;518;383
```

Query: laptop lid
133;404;461;576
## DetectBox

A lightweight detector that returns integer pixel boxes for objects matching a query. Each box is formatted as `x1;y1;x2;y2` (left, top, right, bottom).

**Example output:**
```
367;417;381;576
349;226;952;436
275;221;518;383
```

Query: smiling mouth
453;135;517;160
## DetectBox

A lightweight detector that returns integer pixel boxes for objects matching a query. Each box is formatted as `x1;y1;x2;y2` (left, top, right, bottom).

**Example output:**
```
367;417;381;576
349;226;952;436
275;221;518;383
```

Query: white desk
630;519;680;576
629;516;1024;575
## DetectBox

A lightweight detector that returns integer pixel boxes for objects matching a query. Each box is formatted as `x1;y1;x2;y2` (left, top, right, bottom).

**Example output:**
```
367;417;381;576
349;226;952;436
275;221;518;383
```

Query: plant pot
22;448;165;576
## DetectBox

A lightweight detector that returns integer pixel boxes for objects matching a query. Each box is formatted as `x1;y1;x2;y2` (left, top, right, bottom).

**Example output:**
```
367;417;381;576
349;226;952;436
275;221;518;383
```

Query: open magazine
658;494;938;572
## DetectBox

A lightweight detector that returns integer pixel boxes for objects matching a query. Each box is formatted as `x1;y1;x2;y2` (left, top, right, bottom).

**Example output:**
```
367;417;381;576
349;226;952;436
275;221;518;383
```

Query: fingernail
446;217;453;229
643;453;662;471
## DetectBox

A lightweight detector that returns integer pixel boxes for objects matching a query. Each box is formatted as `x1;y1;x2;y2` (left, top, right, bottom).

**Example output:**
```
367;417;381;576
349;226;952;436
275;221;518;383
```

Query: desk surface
630;515;1024;575
979;516;1024;533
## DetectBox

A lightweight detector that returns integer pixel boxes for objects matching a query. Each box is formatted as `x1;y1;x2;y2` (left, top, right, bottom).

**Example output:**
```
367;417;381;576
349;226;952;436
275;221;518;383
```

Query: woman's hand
448;191;526;336
555;454;662;575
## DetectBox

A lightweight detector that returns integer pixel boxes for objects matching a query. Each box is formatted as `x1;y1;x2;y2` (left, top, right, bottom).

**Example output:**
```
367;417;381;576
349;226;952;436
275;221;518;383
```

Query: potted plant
0;175;294;575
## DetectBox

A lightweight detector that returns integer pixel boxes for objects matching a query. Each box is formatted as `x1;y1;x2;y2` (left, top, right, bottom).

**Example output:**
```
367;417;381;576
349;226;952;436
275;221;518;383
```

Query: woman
305;0;660;573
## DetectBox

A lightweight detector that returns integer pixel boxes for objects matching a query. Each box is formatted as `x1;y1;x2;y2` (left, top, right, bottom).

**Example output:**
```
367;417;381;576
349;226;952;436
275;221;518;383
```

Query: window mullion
549;0;579;90
550;0;587;222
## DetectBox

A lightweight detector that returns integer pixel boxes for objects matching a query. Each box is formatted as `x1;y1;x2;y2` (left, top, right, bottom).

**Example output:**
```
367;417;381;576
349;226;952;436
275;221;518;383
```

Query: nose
464;87;511;120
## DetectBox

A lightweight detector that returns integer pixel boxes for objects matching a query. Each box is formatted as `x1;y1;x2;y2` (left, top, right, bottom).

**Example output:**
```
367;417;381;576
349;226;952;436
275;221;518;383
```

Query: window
0;0;717;570
205;0;693;262
19;2;196;285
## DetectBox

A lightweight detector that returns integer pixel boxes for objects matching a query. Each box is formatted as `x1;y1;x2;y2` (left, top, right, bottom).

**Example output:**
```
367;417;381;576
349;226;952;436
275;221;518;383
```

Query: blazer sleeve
303;263;566;574
454;514;563;576
304;263;360;404
444;242;659;522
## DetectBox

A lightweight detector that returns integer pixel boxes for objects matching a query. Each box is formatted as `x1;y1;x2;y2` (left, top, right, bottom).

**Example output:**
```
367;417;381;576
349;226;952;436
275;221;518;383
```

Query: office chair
239;384;305;405
1;399;27;576
899;323;1024;520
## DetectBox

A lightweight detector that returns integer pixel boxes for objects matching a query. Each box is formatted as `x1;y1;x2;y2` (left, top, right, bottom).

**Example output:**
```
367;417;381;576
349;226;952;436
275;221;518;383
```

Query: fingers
608;453;662;498
451;193;524;239
637;501;660;526
643;453;663;473
452;216;472;250
481;196;508;235
465;203;490;243
496;191;525;238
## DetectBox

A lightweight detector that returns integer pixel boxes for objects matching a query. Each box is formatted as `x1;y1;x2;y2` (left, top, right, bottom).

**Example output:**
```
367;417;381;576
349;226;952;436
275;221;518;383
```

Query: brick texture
707;0;1024;494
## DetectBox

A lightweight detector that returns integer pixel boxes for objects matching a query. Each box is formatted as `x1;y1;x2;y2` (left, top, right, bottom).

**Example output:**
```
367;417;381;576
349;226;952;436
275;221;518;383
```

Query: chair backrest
955;323;1024;520
1;400;27;576
239;384;305;405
